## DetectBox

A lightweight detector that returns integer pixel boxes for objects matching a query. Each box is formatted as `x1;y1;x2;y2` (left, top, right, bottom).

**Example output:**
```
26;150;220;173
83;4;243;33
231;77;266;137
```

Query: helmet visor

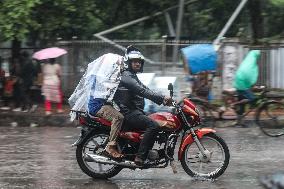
130;58;143;64
128;52;144;60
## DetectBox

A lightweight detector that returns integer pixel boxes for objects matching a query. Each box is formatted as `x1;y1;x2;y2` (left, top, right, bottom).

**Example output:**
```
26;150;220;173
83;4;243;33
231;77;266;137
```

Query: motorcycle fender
72;128;93;146
178;128;216;160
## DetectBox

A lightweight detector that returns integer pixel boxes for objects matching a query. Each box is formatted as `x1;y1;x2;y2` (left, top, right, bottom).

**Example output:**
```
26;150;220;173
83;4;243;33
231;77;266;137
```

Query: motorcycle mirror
168;83;173;91
168;83;174;97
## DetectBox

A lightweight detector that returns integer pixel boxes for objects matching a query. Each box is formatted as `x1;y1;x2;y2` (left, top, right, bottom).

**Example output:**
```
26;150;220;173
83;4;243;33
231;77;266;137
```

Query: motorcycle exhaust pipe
84;153;139;168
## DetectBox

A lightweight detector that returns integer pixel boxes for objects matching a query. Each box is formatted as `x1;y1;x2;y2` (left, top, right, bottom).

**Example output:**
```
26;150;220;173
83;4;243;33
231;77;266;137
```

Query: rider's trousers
96;105;124;145
124;110;160;160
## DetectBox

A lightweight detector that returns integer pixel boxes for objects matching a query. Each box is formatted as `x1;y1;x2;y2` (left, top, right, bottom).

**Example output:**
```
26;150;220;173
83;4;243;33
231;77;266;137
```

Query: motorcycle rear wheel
76;133;123;179
181;133;230;179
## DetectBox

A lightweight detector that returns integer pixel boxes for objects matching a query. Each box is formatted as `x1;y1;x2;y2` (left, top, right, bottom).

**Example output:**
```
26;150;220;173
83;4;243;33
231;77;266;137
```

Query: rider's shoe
104;144;124;160
134;156;144;166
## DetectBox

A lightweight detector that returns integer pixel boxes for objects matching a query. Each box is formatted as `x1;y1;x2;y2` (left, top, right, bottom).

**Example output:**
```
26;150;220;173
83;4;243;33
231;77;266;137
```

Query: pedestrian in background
41;58;63;115
20;51;37;112
0;58;5;104
11;52;36;112
1;74;15;110
29;59;42;112
11;57;27;112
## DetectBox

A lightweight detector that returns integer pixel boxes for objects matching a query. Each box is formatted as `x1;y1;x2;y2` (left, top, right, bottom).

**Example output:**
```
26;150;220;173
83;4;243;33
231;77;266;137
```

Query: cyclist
231;50;261;126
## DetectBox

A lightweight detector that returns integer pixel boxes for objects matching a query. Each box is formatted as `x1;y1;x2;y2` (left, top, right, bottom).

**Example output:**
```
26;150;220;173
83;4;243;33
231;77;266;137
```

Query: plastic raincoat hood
233;50;260;90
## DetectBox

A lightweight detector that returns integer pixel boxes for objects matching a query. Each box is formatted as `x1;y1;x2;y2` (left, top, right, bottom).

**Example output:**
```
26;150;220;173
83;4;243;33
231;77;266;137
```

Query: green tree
0;0;97;60
0;0;283;53
28;0;96;46
0;0;40;60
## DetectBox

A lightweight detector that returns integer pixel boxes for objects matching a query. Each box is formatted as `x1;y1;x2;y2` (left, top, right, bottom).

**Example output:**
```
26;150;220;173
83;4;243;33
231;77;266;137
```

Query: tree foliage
0;0;283;47
0;0;40;40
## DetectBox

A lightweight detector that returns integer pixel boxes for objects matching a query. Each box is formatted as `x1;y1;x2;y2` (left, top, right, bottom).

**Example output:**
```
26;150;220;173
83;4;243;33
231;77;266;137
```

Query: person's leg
29;87;39;112
125;112;160;164
13;83;21;109
237;91;246;116
96;105;124;158
236;89;255;115
56;102;63;112
1;96;10;109
21;85;30;111
45;99;51;115
243;89;256;107
56;88;63;113
26;87;33;110
232;90;255;127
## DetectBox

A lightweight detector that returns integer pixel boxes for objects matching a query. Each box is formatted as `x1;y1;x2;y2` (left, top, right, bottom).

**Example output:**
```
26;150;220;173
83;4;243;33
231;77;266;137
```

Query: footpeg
170;160;177;174
85;153;138;168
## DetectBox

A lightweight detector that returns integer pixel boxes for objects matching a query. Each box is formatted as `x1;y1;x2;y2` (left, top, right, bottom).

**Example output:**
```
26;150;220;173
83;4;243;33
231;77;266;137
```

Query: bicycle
186;86;284;137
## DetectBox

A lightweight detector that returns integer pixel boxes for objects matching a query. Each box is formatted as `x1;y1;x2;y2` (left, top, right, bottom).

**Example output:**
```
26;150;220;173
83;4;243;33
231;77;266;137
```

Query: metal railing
1;39;284;97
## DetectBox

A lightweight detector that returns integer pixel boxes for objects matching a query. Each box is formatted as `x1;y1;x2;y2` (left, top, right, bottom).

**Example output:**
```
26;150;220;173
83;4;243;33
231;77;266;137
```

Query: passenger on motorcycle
88;99;124;159
114;46;173;165
88;56;125;159
69;53;125;159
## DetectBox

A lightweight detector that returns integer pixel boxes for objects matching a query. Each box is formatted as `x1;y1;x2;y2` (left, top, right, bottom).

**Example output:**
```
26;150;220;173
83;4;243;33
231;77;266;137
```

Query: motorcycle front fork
189;128;209;159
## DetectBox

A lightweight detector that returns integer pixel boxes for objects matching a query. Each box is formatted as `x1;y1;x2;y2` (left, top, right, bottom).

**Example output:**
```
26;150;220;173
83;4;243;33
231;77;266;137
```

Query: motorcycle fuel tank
148;112;181;131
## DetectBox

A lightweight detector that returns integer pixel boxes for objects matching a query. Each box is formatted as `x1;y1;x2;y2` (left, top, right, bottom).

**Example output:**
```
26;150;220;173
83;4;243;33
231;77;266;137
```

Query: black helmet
123;45;145;72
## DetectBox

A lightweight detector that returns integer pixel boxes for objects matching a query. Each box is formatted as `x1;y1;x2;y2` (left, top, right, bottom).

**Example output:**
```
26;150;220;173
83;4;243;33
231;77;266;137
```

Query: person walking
0;74;14;110
0;59;5;105
11;57;27;112
41;58;63;115
20;51;37;112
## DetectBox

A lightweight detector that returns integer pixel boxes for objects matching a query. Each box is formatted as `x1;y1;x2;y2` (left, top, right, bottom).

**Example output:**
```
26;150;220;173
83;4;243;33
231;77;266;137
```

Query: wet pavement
0;125;284;189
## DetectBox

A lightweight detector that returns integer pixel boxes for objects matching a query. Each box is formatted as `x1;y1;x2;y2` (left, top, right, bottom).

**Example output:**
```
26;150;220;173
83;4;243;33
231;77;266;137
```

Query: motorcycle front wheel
181;133;230;179
76;133;123;179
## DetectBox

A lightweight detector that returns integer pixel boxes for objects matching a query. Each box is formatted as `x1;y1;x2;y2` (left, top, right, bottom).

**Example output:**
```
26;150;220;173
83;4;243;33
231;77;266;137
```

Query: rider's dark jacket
114;70;164;115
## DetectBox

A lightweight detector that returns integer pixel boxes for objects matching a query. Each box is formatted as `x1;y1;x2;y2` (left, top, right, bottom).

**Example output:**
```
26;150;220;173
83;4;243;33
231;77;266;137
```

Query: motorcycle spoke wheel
181;133;230;179
76;133;122;179
256;101;284;137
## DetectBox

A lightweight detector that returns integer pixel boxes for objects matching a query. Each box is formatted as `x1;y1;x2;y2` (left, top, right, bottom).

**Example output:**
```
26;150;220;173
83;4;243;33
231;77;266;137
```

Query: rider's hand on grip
163;96;174;106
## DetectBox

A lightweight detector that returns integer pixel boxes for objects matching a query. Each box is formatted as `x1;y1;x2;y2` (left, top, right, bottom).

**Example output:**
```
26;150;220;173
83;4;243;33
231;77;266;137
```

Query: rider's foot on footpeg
102;150;123;161
103;145;124;160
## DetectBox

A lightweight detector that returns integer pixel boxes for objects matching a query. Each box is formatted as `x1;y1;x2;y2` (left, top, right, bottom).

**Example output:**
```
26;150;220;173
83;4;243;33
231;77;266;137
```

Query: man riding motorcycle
114;46;173;165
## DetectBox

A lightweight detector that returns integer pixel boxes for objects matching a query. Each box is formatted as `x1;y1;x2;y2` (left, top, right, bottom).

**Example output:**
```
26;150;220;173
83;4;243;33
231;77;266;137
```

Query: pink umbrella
32;47;67;60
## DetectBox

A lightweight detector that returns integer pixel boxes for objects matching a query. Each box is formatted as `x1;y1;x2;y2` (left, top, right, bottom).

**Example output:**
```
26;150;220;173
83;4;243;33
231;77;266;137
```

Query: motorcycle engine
147;150;159;160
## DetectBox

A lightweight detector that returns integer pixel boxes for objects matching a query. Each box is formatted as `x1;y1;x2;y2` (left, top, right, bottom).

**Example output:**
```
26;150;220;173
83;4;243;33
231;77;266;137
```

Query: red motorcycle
72;83;230;179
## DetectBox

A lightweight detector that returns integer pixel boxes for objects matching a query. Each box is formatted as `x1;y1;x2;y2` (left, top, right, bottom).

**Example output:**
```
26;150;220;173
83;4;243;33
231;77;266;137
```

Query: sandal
104;145;124;159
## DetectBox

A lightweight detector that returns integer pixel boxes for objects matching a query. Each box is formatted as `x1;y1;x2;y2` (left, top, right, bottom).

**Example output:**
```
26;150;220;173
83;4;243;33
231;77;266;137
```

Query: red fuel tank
148;112;181;131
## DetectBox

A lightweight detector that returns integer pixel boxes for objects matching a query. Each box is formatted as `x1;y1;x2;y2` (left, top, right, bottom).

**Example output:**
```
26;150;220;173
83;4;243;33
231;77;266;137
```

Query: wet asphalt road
0;125;284;189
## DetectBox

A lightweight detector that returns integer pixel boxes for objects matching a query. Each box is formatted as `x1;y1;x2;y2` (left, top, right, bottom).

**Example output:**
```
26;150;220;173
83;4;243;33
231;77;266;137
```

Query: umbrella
32;47;67;60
